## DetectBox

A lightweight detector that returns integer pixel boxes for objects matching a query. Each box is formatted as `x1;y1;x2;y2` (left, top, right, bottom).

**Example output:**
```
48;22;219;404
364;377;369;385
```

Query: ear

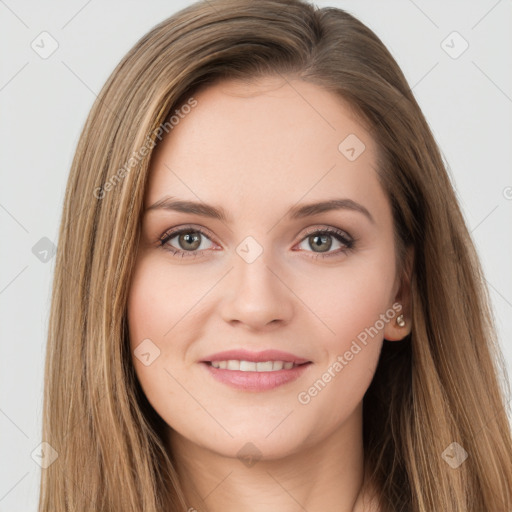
384;245;414;341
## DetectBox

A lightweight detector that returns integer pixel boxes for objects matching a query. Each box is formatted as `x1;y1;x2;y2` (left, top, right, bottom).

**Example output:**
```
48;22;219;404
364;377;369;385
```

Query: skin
127;75;412;512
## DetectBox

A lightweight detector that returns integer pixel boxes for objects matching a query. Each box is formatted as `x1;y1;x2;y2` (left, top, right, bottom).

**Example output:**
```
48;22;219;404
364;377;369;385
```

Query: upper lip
201;349;311;365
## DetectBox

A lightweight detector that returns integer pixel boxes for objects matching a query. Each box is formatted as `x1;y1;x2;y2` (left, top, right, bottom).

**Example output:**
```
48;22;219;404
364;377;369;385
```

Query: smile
208;360;302;371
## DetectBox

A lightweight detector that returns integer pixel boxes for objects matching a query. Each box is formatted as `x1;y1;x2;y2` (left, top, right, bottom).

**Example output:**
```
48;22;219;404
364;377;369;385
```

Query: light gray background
1;1;511;510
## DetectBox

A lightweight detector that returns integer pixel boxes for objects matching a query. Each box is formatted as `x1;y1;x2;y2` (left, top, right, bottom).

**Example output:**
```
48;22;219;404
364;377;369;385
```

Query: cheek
293;251;396;414
127;263;167;350
126;257;195;428
127;255;201;351
302;251;396;350
126;256;187;390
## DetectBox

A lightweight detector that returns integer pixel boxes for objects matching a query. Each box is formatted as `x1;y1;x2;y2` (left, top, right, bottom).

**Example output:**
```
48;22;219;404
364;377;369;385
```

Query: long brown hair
39;0;512;510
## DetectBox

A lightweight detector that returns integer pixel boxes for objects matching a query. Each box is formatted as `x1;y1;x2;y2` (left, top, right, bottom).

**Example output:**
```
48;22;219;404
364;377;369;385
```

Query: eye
158;225;355;260
295;226;355;259
159;226;217;259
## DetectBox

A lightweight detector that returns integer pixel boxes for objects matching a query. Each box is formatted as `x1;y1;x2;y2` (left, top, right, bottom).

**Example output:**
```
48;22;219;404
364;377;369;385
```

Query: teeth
240;360;256;371
257;361;274;371
227;360;239;370
210;360;298;371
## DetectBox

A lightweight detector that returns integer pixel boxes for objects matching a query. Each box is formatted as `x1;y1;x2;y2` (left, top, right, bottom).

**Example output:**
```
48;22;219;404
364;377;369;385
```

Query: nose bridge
219;234;294;328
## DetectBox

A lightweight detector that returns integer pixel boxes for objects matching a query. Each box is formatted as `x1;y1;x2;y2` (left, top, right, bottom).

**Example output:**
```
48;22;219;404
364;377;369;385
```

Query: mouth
199;351;312;391
205;359;309;372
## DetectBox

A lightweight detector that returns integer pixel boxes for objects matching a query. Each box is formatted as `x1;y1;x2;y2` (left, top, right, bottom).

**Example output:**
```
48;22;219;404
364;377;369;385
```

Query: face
127;76;407;461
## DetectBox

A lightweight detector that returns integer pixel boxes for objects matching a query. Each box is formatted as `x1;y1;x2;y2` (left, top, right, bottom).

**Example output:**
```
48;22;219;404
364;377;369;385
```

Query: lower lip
200;362;312;391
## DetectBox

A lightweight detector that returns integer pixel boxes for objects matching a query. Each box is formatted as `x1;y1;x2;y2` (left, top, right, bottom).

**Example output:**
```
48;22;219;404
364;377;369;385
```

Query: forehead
145;76;386;223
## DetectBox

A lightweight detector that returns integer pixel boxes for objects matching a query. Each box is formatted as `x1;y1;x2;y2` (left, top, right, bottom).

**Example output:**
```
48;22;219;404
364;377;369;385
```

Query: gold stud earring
396;314;405;327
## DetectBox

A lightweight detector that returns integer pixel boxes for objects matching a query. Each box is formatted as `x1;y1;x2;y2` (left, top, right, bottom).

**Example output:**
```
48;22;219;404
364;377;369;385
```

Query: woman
39;0;512;510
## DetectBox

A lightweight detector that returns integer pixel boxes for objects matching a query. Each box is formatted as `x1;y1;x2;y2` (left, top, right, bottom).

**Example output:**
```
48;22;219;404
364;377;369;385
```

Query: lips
199;349;312;391
201;349;311;365
210;360;300;371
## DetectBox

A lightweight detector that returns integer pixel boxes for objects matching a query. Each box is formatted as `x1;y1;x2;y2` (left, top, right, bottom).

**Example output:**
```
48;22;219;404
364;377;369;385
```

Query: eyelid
159;224;218;245
299;224;353;241
159;224;353;245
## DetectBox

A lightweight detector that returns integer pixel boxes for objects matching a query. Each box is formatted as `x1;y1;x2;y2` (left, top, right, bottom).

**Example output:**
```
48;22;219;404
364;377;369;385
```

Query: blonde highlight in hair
39;0;512;510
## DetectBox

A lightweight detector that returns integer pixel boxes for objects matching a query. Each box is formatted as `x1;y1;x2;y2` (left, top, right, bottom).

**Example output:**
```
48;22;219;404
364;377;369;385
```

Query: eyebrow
145;196;375;224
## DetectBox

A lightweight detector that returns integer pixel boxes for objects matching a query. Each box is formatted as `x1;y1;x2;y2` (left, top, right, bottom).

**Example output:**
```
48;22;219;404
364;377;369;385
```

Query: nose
219;251;294;331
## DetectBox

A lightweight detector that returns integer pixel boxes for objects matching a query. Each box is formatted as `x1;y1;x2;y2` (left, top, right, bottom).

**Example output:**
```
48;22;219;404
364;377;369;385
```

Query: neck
166;402;378;512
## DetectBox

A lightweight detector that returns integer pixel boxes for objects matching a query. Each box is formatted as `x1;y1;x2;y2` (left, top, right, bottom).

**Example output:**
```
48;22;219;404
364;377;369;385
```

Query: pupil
180;232;200;250
310;234;331;252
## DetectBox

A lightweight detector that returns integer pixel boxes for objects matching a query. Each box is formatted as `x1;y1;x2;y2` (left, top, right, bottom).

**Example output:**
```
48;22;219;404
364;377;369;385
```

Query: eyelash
158;225;355;260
